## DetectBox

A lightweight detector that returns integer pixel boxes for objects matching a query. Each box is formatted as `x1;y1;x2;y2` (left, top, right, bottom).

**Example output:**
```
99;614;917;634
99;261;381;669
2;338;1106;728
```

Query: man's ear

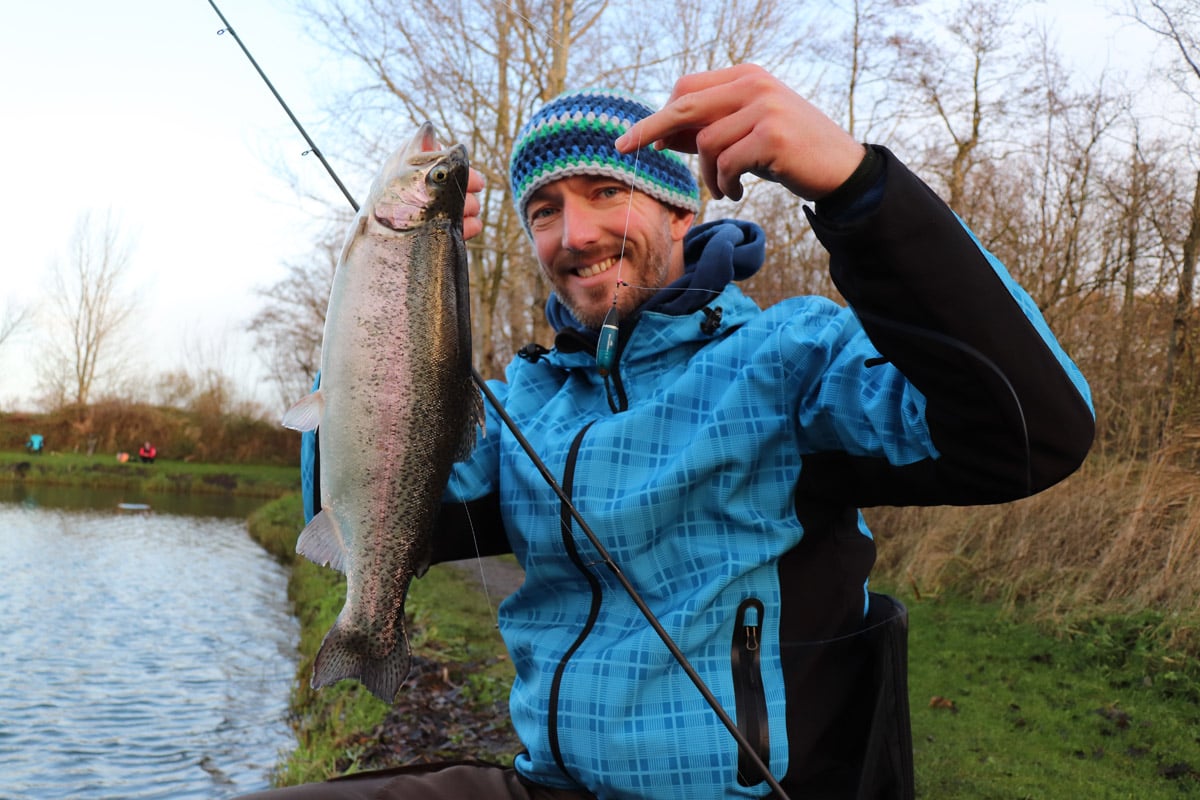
669;207;695;242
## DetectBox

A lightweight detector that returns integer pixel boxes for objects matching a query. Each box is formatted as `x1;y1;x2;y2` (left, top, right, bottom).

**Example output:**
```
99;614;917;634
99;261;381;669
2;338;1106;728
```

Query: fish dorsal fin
416;121;440;153
296;509;348;574
394;121;440;165
281;390;324;432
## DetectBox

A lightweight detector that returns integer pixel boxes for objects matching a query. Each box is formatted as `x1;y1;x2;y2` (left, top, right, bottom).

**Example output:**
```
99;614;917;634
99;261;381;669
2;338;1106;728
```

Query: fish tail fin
311;618;411;705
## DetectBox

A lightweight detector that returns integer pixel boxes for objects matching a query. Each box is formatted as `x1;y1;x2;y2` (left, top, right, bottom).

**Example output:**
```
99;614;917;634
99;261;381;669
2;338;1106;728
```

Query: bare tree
1126;0;1200;98
247;218;345;409
896;0;1044;213
287;0;832;377
803;0;924;140
40;210;138;410
1125;0;1200;433
0;298;32;354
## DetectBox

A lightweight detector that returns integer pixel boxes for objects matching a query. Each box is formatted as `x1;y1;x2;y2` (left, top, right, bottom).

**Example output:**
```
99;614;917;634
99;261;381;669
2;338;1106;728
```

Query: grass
904;592;1200;798
0;449;298;497
868;453;1200;619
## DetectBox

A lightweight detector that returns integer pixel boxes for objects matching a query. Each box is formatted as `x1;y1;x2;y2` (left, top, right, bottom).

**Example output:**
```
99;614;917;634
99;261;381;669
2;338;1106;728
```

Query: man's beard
553;220;675;330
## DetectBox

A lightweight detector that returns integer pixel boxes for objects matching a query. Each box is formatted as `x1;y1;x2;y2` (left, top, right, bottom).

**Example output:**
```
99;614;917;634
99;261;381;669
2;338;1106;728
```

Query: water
0;487;299;799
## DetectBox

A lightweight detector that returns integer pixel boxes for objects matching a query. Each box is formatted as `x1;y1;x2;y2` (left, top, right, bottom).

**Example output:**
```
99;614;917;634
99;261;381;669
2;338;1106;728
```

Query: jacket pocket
732;597;771;786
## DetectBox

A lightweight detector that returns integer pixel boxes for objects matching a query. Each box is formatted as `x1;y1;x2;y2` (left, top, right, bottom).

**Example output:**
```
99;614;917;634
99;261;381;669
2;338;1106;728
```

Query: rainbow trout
282;123;483;703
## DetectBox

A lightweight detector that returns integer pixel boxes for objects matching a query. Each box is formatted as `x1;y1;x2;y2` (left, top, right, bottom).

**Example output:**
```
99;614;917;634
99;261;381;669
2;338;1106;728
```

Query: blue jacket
309;148;1095;797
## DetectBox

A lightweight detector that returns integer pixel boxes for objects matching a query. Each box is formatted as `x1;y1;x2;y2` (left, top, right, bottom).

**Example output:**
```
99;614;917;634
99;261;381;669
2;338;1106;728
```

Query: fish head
370;122;469;232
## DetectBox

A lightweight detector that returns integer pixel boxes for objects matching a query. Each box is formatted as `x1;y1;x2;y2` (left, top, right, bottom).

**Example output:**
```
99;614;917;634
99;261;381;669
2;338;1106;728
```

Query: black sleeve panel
800;146;1094;507
430;492;514;563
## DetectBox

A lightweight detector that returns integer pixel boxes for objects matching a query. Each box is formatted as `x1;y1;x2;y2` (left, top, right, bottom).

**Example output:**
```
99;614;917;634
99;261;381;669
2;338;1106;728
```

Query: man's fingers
615;65;767;154
466;167;485;192
462;167;484;240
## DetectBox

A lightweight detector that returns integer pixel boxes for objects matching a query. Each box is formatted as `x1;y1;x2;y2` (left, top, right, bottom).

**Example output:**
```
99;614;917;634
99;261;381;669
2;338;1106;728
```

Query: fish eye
430;165;450;184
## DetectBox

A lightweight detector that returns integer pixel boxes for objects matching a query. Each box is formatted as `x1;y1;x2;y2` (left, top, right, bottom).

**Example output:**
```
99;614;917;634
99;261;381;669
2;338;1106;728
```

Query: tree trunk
1162;170;1200;438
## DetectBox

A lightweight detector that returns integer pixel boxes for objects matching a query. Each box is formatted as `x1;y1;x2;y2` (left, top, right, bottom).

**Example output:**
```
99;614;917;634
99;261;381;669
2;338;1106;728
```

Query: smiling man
510;89;700;330
241;64;1094;800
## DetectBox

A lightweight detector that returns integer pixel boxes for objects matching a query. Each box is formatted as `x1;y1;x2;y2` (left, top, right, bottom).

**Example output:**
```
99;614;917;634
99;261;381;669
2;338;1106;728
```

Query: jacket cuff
814;144;886;223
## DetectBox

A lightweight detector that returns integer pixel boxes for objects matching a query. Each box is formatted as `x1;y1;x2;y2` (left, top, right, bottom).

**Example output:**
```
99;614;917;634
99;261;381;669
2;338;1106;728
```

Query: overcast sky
0;0;1172;415
0;0;342;414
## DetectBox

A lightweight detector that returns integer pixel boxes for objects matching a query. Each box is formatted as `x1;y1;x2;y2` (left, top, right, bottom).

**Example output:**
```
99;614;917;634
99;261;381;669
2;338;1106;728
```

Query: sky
0;1;1173;415
0;0;344;414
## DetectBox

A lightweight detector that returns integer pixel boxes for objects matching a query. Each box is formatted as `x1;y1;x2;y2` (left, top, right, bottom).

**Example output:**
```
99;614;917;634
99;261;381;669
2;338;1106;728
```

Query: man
241;64;1094;799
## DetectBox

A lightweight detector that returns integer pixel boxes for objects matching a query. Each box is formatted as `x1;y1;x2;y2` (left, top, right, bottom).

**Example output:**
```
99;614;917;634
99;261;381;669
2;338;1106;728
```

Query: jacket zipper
546;422;601;786
732;597;771;786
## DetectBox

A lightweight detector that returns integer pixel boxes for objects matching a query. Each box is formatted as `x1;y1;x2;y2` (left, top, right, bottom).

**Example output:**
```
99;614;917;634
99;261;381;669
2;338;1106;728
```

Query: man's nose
560;195;602;252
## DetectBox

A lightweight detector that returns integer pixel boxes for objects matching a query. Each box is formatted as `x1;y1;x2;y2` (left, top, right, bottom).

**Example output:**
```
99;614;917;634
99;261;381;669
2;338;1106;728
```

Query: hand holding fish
615;63;865;203
463;167;484;240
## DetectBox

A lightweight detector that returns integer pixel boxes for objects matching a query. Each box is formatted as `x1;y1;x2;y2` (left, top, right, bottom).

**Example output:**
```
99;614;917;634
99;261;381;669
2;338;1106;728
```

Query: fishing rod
204;2;791;796
207;0;358;213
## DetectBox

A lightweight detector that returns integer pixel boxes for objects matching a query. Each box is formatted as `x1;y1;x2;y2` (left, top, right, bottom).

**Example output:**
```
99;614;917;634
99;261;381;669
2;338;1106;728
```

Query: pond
0;484;298;799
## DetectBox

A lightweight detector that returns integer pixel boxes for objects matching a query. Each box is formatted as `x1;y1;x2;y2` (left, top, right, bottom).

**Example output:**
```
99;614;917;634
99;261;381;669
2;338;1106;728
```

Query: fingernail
614;133;629;150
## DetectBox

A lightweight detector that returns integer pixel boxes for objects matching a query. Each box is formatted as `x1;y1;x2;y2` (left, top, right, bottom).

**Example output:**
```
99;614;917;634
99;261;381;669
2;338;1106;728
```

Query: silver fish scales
282;122;484;703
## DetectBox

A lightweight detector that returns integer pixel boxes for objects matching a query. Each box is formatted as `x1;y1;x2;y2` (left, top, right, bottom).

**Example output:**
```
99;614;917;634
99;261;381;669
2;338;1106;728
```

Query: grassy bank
247;495;516;784
0;402;298;466
0;450;298;498
248;492;1200;796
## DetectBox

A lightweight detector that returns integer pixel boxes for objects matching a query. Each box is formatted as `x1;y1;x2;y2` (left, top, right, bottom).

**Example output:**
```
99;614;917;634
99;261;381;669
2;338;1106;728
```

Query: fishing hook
203;3;791;796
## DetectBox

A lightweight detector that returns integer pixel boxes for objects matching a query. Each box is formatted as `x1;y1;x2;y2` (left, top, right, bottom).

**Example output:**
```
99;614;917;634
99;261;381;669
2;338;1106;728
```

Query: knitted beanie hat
509;88;701;232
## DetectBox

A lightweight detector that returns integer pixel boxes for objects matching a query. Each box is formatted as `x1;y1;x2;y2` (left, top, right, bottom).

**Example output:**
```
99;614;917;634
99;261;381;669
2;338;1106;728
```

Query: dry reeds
868;445;1200;622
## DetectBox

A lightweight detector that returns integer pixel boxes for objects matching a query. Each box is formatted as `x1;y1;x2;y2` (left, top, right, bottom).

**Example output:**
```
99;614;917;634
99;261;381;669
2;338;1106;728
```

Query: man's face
525;175;694;329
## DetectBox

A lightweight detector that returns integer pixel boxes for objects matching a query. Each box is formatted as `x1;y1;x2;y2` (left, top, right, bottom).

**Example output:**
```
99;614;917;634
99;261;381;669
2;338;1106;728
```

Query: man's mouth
574;256;619;279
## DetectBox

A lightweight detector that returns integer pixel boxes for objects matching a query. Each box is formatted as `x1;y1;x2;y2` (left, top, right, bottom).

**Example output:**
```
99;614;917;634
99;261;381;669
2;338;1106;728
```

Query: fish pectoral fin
296;509;349;573
281;390;325;432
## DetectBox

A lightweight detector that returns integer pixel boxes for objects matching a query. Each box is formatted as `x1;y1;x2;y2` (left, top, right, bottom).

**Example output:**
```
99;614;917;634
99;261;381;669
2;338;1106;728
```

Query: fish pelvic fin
311;619;411;705
281;390;324;432
296;509;348;573
453;386;487;462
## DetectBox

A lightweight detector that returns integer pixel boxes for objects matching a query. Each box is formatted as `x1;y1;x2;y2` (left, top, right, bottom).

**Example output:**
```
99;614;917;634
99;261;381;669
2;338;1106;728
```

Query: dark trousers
233;761;591;799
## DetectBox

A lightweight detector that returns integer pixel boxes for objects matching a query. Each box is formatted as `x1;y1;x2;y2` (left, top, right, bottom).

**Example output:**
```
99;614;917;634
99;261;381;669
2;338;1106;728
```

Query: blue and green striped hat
509;88;701;233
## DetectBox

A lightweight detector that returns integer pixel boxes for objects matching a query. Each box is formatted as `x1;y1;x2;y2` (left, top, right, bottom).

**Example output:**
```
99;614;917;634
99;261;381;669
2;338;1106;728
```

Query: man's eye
528;206;557;226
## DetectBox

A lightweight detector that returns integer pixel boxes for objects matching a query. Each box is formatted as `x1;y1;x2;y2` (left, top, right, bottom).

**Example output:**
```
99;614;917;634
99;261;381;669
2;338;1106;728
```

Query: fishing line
203;5;790;795
459;499;501;628
618;280;724;299
614;130;643;293
854;308;1034;498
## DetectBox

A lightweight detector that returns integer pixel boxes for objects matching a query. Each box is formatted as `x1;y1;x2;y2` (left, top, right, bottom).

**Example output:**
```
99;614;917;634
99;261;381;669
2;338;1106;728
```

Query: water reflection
0;482;270;519
0;488;299;799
